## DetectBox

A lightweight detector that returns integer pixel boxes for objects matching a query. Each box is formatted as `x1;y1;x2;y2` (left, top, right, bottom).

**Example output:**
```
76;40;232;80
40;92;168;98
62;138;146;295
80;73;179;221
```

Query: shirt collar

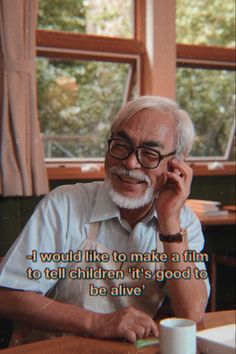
143;204;158;223
89;182;120;223
89;182;158;224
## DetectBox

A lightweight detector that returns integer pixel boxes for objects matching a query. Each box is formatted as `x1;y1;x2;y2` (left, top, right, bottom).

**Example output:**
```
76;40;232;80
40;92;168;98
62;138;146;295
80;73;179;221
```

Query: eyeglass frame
107;137;176;169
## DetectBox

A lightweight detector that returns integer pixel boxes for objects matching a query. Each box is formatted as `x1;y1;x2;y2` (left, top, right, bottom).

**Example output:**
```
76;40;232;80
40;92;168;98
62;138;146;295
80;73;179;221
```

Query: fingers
119;308;159;342
132;308;159;337
123;322;157;342
126;324;146;342
93;307;159;343
125;329;137;342
166;159;193;195
128;319;158;341
149;317;159;337
169;159;193;182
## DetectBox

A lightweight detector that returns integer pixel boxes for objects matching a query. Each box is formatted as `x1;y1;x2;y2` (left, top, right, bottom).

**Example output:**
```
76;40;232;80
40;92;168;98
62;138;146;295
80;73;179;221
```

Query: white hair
110;96;195;158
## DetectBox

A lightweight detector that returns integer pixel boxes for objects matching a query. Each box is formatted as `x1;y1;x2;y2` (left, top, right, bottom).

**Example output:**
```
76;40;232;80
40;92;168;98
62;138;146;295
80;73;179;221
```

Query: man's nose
122;150;141;169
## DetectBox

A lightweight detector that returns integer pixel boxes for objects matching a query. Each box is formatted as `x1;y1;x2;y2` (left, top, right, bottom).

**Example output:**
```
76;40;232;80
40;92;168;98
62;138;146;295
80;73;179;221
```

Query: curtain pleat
0;0;49;196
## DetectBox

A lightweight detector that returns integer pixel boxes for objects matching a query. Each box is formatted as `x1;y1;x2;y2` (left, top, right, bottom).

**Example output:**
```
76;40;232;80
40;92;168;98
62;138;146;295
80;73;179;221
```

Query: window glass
176;0;235;47
38;0;134;38
176;68;235;158
37;58;134;158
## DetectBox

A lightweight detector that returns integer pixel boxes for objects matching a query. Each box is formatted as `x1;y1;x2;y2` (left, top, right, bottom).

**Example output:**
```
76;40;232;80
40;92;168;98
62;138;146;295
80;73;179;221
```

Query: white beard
105;179;155;209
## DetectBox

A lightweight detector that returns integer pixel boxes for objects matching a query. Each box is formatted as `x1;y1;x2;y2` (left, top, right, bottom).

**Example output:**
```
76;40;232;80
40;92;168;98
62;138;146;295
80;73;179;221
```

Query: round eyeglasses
107;137;176;169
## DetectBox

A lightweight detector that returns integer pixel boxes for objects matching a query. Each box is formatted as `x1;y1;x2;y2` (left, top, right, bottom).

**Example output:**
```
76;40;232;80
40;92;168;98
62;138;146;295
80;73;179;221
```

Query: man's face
105;109;177;208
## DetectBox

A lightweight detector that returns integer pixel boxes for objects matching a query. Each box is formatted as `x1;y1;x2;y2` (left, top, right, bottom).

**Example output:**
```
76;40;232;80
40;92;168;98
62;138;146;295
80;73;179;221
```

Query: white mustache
110;166;151;186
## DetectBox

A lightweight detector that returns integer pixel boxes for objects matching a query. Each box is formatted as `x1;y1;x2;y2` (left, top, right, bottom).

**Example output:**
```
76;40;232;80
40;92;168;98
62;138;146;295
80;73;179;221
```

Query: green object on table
135;337;160;348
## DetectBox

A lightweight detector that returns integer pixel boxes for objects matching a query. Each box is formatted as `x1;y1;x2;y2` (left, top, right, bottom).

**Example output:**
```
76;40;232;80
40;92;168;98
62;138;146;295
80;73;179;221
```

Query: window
176;0;235;160
36;0;235;180
176;68;235;159
37;0;143;161
38;57;133;159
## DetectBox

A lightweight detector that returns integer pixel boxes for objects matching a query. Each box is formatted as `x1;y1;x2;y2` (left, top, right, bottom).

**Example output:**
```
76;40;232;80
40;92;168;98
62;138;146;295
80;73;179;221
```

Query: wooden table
1;310;235;354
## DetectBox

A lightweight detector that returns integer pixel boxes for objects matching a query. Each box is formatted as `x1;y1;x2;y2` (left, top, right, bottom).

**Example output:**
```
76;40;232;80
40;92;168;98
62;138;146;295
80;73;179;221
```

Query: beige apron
12;221;166;345
53;222;165;316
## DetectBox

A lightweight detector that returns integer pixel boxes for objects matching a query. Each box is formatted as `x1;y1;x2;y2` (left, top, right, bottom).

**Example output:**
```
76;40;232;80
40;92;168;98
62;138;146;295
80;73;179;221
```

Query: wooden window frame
177;44;235;70
47;161;235;181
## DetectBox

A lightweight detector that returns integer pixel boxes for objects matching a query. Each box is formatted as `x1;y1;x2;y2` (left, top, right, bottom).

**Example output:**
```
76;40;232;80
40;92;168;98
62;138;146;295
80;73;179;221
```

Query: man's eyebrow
143;140;165;149
115;131;164;149
115;131;132;143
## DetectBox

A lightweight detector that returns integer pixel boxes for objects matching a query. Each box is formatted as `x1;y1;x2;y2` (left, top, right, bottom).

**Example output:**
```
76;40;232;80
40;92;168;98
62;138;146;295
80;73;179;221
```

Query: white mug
160;317;196;354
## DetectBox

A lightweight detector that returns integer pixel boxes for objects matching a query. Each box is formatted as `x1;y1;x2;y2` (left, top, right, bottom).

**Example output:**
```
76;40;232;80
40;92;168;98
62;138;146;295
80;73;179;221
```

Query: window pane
176;0;235;47
37;58;135;158
176;68;235;158
38;0;134;38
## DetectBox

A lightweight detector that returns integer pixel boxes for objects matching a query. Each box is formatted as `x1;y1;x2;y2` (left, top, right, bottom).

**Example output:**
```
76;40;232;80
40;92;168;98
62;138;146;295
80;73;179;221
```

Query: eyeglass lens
109;139;161;168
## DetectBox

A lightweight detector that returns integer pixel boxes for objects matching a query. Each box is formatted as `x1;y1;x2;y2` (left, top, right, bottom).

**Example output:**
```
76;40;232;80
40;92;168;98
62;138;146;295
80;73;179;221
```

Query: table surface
2;310;235;354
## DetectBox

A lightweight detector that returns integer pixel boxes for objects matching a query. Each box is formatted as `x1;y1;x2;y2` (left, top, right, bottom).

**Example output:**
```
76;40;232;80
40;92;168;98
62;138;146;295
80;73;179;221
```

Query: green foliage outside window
37;58;130;158
176;0;235;47
38;0;133;37
176;69;235;157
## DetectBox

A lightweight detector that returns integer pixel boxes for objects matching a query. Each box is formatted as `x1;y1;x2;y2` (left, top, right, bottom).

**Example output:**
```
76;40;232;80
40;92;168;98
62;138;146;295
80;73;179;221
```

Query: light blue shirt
0;181;210;297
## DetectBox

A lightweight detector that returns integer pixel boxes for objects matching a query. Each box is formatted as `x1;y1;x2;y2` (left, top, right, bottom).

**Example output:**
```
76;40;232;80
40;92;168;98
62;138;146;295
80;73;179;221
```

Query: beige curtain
0;0;49;196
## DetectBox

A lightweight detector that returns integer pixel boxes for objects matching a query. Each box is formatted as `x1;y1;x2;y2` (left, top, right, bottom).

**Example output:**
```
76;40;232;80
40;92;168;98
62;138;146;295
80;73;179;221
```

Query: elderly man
0;96;209;344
